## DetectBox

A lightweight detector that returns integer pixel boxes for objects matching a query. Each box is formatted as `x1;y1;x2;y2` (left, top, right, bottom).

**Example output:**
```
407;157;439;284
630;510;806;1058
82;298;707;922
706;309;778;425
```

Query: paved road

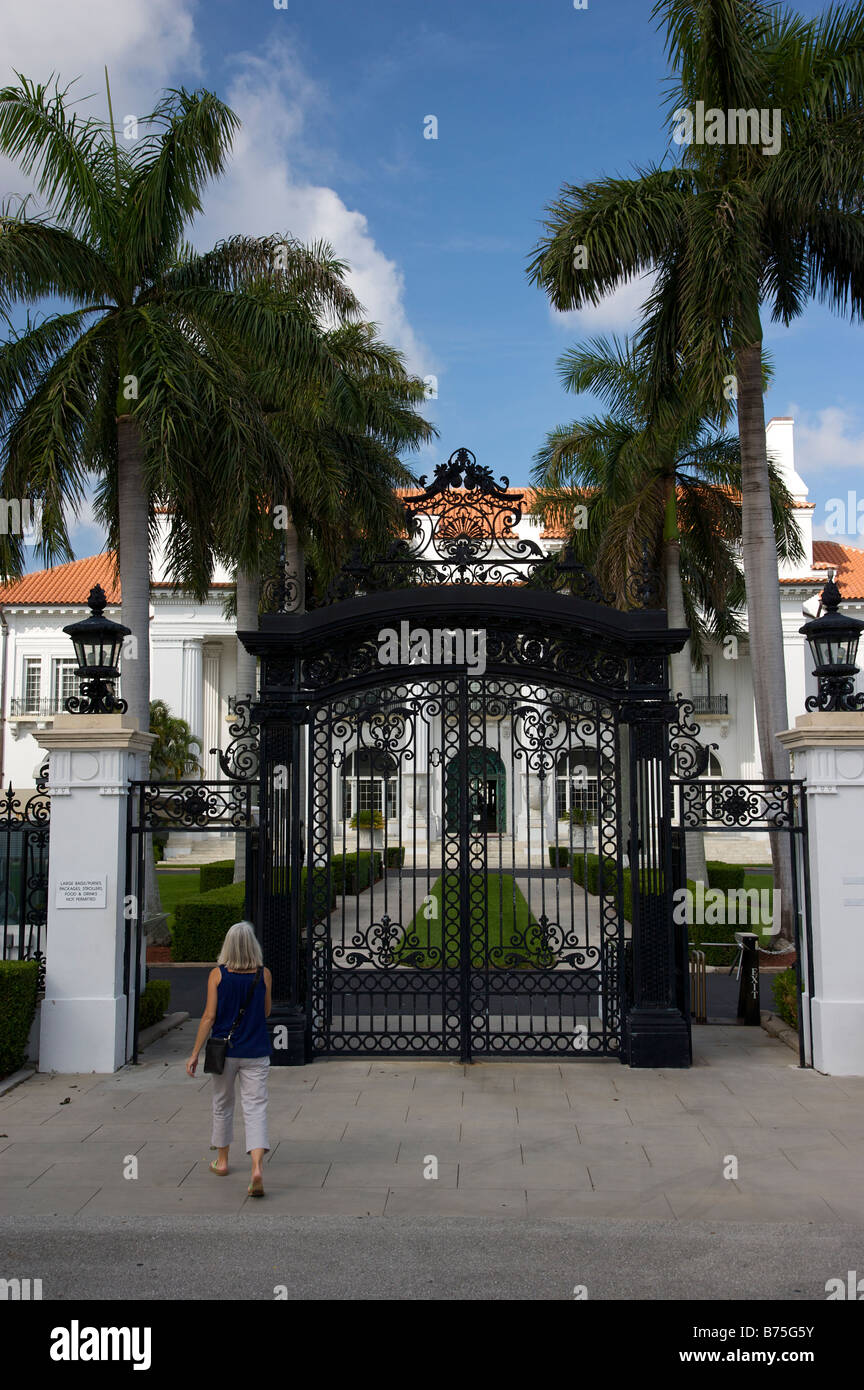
0;1213;854;1300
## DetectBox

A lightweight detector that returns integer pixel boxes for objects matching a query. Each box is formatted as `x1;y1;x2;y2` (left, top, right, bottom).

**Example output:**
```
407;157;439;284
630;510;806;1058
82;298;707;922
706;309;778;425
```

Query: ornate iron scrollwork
299;447;608;602
678;780;796;830
625;540;663;609
0;775;50;991
213;697;260;781
260;561;301;615
669;695;717;778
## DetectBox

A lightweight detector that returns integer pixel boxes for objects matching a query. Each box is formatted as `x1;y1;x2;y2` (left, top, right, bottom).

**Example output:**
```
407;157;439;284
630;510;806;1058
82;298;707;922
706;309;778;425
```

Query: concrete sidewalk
1;1022;863;1224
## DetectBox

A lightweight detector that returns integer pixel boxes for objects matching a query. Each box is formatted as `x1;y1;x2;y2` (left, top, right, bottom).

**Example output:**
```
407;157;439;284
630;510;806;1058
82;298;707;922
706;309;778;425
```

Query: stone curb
0;1063;36;1097
761;1010;799;1054
137;1011;190;1051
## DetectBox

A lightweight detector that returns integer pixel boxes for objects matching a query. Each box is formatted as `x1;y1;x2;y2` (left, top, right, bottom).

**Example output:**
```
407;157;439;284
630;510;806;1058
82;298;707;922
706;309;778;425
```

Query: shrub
331;851;383;895
0;960;39;1076
771;967;799;1030
571;851;598;888
139;978;171;1030
559;808;595;826
199;860;235;894
549;847;570;867
172;872;338;961
173;882;245;961
384;846;405;868
705;861;746;891
350;809;384;830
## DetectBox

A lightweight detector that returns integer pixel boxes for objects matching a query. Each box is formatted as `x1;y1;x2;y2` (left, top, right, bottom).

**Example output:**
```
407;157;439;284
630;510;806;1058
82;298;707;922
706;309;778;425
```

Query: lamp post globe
799;571;864;713
62;584;131;715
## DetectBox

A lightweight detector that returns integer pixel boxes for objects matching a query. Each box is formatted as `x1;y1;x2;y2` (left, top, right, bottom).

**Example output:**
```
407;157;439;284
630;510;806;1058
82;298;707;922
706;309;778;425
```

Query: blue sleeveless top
213;967;270;1058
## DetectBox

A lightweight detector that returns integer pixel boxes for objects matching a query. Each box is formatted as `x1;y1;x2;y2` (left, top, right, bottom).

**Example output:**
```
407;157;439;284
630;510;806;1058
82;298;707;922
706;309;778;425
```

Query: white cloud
0;0;200;100
196;45;431;374
548;274;655;337
0;7;429;373
789;405;864;475
0;0;201;208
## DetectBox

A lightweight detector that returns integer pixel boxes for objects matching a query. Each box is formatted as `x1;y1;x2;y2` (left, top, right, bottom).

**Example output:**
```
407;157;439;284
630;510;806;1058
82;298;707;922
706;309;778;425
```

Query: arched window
556;747;599;823
341;751;398;821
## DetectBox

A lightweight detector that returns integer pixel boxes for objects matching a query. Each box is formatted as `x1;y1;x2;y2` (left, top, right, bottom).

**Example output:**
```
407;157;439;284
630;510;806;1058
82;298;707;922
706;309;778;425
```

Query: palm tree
527;0;864;943
531;333;802;888
173;266;435;885
0;76;352;727
148;699;201;780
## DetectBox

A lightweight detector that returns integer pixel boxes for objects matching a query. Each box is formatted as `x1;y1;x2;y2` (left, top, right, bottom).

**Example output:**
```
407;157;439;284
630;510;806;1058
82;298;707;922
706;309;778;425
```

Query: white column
181;637;204;744
38;715;156;1074
777;712;864;1075
202;643;221;779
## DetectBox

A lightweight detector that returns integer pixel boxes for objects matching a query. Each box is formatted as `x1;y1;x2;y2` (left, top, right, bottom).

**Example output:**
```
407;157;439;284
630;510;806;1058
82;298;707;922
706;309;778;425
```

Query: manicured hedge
549;847;570;867
331;851;383;895
705;861;771;889
572;853;617;897
384;846;406;868
199;860;235;894
0;960;39;1077
771;967;799;1030
173;882;245;961
172;872;338;961
139;978;171;1030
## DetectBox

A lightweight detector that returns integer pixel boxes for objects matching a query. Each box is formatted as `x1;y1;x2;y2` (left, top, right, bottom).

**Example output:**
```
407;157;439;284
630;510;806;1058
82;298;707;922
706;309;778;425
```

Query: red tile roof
0;552;120;606
779;541;864;601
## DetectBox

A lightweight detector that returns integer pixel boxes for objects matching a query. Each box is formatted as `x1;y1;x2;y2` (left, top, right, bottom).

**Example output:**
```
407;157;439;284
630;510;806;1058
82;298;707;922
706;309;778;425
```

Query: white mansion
0;416;859;827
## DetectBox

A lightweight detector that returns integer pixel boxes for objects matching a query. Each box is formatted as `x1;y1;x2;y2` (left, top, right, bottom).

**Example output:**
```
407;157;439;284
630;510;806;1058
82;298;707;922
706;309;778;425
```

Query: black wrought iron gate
296;673;627;1059
242;450;696;1067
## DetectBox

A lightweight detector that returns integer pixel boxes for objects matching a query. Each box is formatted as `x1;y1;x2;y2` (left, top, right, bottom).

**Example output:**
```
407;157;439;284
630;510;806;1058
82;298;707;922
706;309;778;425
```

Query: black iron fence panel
126;778;257;1063
671;777;813;1067
0;776;50;991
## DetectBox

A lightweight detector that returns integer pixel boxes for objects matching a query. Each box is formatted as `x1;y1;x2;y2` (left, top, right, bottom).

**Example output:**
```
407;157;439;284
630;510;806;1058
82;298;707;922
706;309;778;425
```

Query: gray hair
218;921;263;971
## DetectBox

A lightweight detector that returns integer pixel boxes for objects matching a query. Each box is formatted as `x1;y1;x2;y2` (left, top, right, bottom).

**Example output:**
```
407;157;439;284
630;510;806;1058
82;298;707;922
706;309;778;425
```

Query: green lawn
156;869;201;933
393;872;554;969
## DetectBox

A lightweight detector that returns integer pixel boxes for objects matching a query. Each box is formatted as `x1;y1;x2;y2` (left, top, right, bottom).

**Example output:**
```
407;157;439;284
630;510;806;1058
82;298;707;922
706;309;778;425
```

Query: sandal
248;1179;264;1198
209;1159;229;1176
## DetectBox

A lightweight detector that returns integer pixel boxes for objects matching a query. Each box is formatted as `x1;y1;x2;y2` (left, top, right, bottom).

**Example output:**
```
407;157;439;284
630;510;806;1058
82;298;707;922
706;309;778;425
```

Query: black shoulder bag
204;968;262;1075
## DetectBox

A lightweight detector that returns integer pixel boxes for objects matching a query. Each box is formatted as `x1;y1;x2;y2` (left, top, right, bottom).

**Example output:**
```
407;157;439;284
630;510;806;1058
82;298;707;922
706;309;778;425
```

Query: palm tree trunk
662;512;709;889
116;417;151;727
736;342;795;952
282;515;306;612
233;570;260;886
116;415;164;940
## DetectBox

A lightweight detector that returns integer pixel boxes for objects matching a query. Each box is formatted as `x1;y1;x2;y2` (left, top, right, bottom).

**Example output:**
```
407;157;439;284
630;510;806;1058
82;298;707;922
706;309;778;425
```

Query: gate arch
239;449;695;1067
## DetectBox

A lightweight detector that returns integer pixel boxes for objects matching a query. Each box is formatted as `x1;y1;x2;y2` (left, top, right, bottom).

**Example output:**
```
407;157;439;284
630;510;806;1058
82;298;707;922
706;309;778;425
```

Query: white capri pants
210;1056;270;1153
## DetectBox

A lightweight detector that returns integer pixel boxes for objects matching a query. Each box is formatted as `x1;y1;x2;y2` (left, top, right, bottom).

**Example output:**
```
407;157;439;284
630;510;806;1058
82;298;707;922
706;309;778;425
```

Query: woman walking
186;921;272;1197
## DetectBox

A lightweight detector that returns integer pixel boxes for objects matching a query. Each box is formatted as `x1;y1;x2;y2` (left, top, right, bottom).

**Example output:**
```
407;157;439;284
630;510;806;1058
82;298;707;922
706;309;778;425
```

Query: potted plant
350;808;386;846
559;806;598;850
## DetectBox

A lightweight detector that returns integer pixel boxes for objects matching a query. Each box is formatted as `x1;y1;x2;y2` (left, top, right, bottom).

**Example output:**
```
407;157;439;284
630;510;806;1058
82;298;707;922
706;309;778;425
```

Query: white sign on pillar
38;715;156;1074
777;713;864;1076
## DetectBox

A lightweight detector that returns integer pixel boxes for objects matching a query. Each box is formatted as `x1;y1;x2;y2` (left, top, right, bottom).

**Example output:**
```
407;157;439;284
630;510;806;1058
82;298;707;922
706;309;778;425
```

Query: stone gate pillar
777;713;864;1074
38;715;156;1073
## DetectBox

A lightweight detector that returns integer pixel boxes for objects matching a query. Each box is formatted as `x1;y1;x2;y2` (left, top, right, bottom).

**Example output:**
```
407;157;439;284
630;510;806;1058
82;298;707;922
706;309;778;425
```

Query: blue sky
3;0;863;560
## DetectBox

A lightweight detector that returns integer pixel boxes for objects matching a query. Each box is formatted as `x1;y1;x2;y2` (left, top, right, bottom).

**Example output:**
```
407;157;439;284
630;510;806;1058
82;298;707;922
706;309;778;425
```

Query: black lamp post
799;570;864;712
62;584;131;714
